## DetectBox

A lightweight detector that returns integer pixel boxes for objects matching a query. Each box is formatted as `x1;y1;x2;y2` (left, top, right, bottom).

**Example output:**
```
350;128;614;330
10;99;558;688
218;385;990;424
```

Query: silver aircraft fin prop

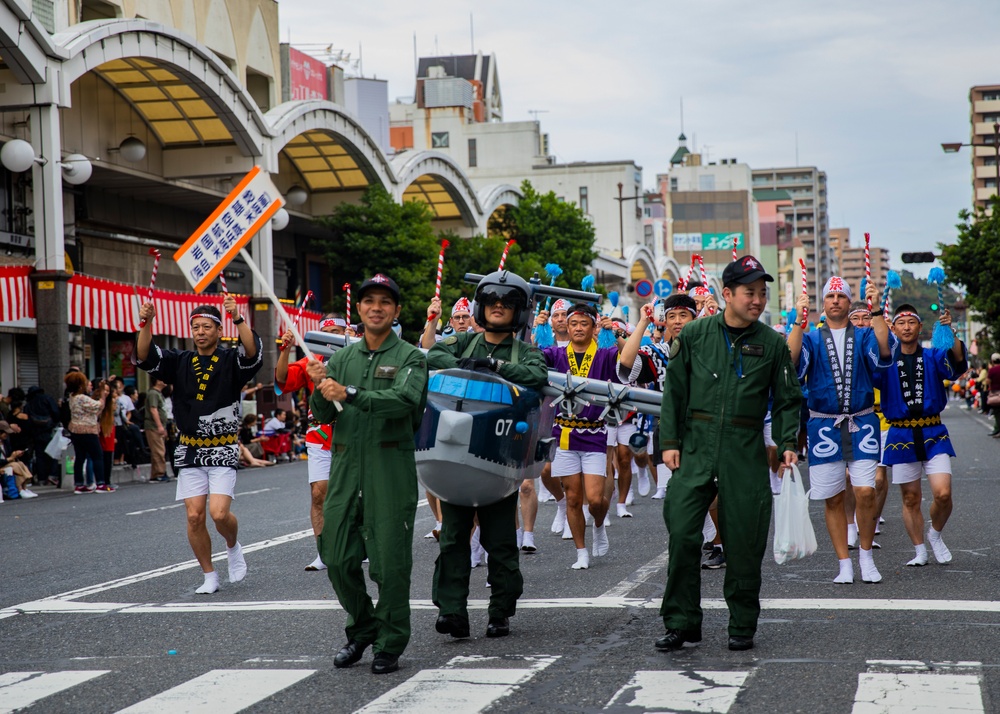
303;331;664;419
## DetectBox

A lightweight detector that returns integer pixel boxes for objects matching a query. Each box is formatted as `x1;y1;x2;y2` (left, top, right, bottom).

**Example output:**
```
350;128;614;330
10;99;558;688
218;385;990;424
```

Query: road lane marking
601;548;669;598
852;673;983;713
126;488;275;516
605;670;749;712
32;529;314;603
355;655;557;714
115;669;315;714
0;671;110;714
14;597;1000;617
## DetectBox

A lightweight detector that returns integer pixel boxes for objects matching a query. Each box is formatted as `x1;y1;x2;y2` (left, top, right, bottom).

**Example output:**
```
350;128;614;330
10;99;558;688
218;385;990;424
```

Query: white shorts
891;453;952;484
808;460;878;500
763;421;776;448
175;466;237;501
552;449;607;478
606;421;638;447
306;442;332;484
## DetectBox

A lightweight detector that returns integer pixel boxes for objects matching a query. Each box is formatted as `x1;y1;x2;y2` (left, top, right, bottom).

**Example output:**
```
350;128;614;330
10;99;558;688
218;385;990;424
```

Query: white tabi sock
927;527;952;563
551;499;568;534
196;571;220;594
859;547;882;583
617;503;632;518
834;558;854;584
572;548;590;570
636;465;651;496
847;522;859;548
522;530;536;552
907;543;929;567
516;527;524;550
227;542;247;583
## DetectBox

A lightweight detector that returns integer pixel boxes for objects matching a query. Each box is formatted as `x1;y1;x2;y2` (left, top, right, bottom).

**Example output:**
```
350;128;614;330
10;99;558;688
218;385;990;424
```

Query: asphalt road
2;401;1000;713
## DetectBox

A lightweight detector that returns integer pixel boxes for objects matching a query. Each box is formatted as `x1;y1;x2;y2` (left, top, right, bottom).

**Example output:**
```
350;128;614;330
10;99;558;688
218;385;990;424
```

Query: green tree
312;186;439;341
310;181;599;341
939;196;1000;348
488;180;599;292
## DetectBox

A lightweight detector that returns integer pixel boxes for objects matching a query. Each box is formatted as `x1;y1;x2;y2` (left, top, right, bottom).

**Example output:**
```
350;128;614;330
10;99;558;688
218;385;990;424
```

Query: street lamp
614;181;641;259
941;122;1000;202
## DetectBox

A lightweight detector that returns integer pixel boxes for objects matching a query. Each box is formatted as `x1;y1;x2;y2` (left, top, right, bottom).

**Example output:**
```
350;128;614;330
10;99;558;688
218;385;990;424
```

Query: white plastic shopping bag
773;463;817;564
45;428;71;460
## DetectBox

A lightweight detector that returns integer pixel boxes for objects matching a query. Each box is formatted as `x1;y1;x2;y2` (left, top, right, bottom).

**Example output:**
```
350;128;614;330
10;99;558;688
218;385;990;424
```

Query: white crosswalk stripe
115;669;316;714
355;655;558;714
604;670;749;712
0;670;110;714
851;660;984;713
2;660;992;713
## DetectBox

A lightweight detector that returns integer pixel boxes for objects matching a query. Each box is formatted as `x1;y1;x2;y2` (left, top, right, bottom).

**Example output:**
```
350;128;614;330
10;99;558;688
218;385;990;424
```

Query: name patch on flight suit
741;344;764;357
376;365;399;378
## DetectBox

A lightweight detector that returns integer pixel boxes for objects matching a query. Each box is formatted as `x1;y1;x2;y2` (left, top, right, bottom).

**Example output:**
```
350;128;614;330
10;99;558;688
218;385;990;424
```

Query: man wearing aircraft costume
426;269;549;640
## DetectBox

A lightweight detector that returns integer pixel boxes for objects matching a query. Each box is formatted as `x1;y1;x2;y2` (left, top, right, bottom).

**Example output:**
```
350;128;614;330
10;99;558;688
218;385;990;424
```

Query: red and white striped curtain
68;273;251;339
0;265;34;323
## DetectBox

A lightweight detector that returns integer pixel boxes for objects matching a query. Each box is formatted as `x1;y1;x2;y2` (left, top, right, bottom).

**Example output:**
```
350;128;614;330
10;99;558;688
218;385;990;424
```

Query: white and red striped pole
732;235;739;262
864;232;872;311
697;255;716;314
279;290;313;352
681;254;697;292
799;258;809;329
138;248;161;328
343;282;352;323
429;239;450;322
498;239;516;270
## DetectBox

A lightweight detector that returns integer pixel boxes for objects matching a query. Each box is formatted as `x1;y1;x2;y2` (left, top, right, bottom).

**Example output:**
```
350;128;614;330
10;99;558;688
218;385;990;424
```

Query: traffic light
930;302;939;311
901;252;936;263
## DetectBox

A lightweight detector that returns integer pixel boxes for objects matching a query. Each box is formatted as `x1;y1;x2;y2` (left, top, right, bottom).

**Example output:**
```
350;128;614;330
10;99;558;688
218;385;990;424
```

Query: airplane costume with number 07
304;271;664;508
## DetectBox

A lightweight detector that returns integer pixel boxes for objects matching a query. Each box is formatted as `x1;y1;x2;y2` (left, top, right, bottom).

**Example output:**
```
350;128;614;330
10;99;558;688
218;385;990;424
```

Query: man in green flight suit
307;273;428;675
427;270;549;639
657;256;801;653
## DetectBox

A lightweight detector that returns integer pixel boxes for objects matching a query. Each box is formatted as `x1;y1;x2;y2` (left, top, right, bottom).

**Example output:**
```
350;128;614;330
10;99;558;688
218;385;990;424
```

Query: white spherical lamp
270;207;290;231
0;139;37;173
285;185;308;207
61;154;93;185
118;136;146;163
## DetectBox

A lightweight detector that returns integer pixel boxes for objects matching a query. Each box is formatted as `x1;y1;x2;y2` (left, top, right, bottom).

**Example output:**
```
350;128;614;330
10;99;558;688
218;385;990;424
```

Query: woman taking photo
65;373;113;493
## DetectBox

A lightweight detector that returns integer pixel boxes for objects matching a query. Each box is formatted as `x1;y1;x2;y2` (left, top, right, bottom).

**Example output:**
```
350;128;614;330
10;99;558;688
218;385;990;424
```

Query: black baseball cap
356;273;400;304
722;256;773;288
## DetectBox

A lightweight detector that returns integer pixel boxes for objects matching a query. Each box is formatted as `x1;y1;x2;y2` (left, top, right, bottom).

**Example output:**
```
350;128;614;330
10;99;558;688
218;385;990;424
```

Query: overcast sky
279;1;998;275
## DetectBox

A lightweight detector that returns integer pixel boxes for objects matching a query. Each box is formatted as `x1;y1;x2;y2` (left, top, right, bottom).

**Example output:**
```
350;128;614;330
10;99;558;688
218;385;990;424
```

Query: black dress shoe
334;640;369;668
485;617;510;638
435;613;470;638
654;628;702;651
728;635;754;651
371;651;400;674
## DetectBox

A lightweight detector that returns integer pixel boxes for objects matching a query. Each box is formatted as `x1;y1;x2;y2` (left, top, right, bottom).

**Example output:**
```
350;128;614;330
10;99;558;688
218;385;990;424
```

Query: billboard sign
672;232;745;252
287;47;328;101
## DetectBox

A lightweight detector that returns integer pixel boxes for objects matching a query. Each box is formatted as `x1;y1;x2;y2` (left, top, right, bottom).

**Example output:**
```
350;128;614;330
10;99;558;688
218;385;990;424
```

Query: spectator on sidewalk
0;420;38;498
66;374;112;493
98;389;117;489
145;379;170;483
986;354;1000;436
24;385;61;487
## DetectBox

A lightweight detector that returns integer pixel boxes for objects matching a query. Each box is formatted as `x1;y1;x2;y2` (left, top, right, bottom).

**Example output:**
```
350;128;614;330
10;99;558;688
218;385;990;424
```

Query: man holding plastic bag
656;256;801;653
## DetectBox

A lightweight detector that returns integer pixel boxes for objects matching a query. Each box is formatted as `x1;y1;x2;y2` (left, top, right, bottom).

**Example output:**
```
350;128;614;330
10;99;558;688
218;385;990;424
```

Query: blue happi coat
874;345;966;465
798;326;898;465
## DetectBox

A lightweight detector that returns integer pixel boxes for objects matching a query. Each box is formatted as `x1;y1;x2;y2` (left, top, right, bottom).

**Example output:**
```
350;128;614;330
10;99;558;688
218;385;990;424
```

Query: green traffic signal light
930;303;939;311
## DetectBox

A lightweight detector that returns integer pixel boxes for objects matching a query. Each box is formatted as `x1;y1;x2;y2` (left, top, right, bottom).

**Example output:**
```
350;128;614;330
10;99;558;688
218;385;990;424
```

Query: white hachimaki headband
190;312;222;326
891;311;922;325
